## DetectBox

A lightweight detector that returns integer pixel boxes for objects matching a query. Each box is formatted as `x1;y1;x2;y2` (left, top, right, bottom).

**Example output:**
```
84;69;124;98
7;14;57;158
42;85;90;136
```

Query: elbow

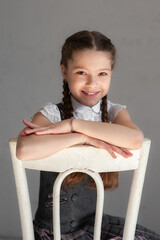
16;150;26;161
16;137;29;161
132;131;144;150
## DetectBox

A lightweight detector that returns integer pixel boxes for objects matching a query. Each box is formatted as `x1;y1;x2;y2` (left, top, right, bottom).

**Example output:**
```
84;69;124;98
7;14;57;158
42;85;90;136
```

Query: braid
100;94;118;190
101;95;108;122
61;80;86;189
62;80;73;119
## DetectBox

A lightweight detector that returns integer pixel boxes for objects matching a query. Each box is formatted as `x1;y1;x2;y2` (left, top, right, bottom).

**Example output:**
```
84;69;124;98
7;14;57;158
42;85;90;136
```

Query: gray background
0;0;160;239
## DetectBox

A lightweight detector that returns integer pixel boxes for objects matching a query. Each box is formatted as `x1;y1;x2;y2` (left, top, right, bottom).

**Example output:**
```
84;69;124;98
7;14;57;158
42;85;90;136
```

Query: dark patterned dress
33;172;160;240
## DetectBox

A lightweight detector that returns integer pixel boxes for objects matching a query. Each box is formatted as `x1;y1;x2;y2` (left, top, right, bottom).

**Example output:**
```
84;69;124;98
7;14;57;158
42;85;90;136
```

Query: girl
16;31;160;240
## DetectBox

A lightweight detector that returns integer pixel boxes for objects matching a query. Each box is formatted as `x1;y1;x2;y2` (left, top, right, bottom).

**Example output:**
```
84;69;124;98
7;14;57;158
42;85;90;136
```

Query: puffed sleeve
107;100;126;123
38;102;61;123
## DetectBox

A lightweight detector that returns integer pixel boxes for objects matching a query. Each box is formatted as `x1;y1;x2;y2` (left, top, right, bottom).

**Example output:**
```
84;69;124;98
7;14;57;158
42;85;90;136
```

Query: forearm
73;119;144;149
16;132;85;161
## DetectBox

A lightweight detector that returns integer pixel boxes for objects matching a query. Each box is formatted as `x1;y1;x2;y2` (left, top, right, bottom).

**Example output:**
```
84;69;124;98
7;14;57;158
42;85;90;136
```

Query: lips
82;91;100;97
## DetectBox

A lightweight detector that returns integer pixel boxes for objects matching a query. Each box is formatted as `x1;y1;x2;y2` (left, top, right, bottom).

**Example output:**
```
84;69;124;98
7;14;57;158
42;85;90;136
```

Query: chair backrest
9;138;151;240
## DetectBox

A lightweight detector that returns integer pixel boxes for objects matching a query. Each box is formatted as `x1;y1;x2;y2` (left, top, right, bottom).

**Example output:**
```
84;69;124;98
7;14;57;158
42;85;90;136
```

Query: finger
35;127;54;135
20;130;28;136
107;148;117;159
115;147;133;157
109;145;129;158
103;144;117;159
20;127;32;136
23;127;48;135
23;119;39;129
91;141;117;159
22;128;38;135
20;129;35;136
119;148;133;157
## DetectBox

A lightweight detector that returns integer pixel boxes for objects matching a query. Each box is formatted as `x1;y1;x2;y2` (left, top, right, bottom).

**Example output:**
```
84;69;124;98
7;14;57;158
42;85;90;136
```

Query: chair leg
9;140;35;240
122;140;151;240
53;168;104;240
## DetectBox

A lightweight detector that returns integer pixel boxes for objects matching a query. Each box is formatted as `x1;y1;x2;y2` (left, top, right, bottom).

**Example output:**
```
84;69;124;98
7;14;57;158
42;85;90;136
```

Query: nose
85;75;97;86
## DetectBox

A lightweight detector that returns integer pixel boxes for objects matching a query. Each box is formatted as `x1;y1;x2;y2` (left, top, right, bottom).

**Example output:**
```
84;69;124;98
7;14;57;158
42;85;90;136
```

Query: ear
61;64;68;81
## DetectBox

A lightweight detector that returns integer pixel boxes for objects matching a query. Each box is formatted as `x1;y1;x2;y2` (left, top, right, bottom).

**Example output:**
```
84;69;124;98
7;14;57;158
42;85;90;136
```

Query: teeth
87;93;95;95
84;92;97;95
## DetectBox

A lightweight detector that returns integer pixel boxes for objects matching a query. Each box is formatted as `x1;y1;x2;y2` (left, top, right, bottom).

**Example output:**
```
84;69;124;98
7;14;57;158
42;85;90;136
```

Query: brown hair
60;30;118;190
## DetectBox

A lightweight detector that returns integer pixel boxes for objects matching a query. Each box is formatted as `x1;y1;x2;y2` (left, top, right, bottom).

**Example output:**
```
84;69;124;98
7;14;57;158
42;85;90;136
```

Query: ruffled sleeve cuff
38;102;61;123
107;100;126;123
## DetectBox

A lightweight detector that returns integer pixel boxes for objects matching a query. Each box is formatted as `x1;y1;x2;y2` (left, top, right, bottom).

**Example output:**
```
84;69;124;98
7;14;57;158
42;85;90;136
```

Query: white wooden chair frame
9;138;151;240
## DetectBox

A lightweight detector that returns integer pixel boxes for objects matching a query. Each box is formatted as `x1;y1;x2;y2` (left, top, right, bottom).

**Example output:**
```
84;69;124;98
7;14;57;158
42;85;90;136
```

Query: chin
83;100;99;107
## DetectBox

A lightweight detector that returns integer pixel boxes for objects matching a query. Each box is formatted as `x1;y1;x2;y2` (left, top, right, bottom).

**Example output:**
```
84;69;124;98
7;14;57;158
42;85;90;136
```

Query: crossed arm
16;108;144;161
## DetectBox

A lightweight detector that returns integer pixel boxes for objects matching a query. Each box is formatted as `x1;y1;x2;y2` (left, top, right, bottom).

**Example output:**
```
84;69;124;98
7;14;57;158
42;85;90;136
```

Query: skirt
34;214;160;240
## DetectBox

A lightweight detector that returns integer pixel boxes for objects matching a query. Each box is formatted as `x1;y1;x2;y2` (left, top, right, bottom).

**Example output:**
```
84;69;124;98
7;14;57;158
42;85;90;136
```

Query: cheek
69;77;82;87
102;79;111;91
67;81;77;92
106;76;111;86
101;77;110;85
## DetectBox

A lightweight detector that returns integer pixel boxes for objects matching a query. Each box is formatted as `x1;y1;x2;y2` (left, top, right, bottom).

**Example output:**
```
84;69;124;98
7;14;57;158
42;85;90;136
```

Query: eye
77;71;86;75
99;72;107;76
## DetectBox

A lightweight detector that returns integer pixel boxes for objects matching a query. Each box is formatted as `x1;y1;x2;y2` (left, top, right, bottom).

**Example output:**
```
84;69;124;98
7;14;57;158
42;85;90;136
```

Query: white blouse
38;97;126;123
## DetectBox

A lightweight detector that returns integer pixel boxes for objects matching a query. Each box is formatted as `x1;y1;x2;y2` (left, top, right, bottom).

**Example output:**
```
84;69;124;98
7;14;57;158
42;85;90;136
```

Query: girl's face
61;49;112;107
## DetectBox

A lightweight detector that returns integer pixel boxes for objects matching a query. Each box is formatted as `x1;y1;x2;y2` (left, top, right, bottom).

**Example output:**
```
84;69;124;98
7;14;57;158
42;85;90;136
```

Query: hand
84;136;133;159
21;119;72;135
20;120;40;135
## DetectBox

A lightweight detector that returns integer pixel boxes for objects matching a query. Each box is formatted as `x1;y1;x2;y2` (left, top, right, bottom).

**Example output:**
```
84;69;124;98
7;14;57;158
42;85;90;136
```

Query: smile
82;91;100;97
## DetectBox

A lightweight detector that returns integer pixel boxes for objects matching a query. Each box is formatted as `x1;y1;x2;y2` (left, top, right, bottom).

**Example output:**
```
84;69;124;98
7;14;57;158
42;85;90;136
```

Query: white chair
9;138;151;240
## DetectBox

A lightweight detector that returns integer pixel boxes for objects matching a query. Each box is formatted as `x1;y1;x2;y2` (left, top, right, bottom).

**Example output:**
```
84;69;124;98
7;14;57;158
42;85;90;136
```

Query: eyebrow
99;68;111;71
72;67;111;71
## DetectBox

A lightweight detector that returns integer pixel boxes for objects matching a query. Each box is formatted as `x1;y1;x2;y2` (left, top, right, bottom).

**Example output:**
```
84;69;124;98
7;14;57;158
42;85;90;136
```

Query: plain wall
0;0;160;238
